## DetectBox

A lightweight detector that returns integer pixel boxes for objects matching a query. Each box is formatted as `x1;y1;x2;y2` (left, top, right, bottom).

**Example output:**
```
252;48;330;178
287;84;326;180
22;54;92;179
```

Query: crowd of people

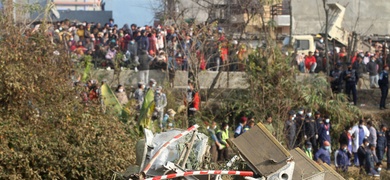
58;18;390;177
294;35;390;108
207;108;389;177
45;18;249;77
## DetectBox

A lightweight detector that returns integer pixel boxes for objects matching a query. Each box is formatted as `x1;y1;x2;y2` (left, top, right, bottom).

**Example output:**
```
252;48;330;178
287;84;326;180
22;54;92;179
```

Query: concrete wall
292;0;390;35
90;70;249;89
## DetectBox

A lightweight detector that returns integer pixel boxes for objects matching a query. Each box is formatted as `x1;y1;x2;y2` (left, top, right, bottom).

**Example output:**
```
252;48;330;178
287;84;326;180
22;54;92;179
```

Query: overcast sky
105;0;159;27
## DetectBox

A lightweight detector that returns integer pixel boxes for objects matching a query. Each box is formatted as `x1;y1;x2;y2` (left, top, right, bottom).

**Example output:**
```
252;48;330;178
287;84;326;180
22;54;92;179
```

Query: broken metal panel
320;163;346;180
231;123;291;176
266;162;295;180
289;148;325;180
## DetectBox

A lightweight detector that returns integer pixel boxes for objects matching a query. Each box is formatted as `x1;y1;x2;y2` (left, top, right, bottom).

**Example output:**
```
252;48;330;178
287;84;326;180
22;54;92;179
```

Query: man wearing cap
367;56;379;88
303;141;313;159
314;141;331;165
343;62;359;105
330;63;344;93
378;65;389;109
284;110;296;150
154;86;167;130
303;109;318;153
305;51;317;73
234;116;247;138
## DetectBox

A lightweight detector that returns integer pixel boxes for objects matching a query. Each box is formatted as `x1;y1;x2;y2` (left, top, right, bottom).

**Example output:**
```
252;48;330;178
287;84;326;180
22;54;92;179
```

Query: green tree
0;4;136;179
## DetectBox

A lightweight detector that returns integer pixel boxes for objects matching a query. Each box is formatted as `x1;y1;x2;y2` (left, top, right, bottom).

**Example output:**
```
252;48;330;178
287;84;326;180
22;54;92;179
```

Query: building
52;0;102;11
163;0;291;37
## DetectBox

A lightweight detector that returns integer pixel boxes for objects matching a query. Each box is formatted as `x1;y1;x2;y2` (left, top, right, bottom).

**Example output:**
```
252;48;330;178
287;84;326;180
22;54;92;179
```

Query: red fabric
193;92;200;110
351;56;357;64
148;35;157;54
220;48;228;61
305;56;316;70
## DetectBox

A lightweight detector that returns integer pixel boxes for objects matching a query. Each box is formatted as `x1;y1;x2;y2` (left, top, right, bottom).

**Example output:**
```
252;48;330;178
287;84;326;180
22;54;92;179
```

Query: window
294;40;310;50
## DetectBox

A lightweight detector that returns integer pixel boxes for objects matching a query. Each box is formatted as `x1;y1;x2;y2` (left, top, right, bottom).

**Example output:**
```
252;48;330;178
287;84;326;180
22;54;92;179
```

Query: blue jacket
315;147;331;165
379;70;389;87
137;36;149;52
365;149;378;174
318;123;331;144
377;131;387;148
336;149;350;172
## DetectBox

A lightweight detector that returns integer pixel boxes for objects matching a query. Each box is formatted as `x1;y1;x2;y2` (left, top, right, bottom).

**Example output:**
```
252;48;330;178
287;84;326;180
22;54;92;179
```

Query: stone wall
90;70;249;89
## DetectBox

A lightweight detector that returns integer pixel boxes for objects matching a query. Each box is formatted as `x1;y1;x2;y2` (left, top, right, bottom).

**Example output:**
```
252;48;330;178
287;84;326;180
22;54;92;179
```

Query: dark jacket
366;61;378;76
352;61;365;77
357;145;367;167
137;35;149;52
339;131;349;146
303;116;317;136
379;70;389;87
138;50;153;70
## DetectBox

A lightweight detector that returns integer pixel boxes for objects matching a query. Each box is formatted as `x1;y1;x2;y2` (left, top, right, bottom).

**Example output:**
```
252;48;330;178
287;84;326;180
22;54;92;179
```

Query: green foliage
0;11;137;179
218;45;361;147
82;55;93;82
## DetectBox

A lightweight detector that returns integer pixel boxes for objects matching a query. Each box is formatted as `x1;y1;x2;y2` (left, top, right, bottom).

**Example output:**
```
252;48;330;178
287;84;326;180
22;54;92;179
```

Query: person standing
133;82;145;110
336;144;352;172
367;121;377;151
378;65;389;109
154;86;167;130
350;120;370;166
329;63;344;94
185;80;200;127
137;30;149;54
318;115;332;151
295;108;305;148
366;144;380;177
357;139;369;173
284;110;296;150
138;50;154;84
353;53;366;89
114;84;129;105
343;63;359;105
385;127;390;170
234;117;247;138
264;114;276;136
303;110;318;153
367;56;379;88
339;125;353;165
315;141;331;165
376;125;387;162
207;121;222;162
216;122;229;162
303;141;313;159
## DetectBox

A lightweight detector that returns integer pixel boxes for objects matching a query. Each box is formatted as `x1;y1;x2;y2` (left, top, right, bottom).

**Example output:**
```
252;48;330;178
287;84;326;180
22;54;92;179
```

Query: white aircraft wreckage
113;123;345;180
